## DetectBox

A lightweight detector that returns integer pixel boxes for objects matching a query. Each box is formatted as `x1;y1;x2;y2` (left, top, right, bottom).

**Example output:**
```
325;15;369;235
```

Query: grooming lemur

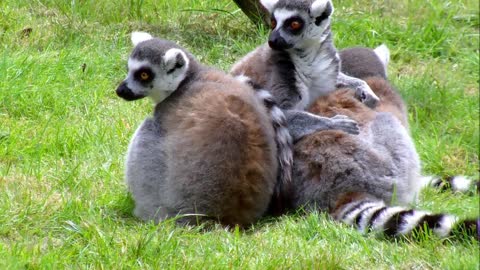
231;0;374;211
115;32;358;226
231;0;380;112
289;45;478;239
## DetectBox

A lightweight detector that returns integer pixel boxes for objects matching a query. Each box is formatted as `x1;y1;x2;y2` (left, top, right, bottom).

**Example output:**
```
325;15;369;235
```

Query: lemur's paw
354;81;380;109
330;114;359;135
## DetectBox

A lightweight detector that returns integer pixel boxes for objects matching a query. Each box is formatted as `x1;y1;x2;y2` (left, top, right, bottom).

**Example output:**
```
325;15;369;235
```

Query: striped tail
332;194;479;240
255;89;294;214
254;88;294;185
423;175;479;194
235;75;294;214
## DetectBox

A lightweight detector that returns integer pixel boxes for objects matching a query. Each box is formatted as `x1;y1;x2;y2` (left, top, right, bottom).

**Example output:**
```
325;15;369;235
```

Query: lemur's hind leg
337;72;380;109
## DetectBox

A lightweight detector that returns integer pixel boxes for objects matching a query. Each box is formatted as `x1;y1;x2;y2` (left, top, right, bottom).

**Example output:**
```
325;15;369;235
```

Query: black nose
268;31;292;51
116;81;145;101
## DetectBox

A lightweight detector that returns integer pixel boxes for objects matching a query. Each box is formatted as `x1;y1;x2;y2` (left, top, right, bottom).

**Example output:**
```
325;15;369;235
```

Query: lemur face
260;0;334;51
116;32;190;104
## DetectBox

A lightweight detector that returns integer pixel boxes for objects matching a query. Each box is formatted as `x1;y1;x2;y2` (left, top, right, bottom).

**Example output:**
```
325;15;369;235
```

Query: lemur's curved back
291;45;478;240
116;33;279;226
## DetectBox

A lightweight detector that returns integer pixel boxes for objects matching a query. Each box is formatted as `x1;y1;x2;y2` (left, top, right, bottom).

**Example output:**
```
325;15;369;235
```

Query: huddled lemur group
115;0;478;239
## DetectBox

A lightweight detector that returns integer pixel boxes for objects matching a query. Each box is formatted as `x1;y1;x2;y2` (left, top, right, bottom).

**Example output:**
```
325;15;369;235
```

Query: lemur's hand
353;80;380;109
337;72;380;109
330;114;360;135
285;110;359;142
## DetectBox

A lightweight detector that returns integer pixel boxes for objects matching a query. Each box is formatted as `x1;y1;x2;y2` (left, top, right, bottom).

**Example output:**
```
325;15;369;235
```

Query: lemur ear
374;44;390;69
310;0;334;19
260;0;279;13
131;31;153;46
163;48;189;73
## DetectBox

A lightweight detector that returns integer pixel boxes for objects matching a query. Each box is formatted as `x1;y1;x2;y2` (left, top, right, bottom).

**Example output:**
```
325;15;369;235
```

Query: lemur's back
290;46;421;211
160;72;277;225
293;88;419;210
119;35;278;226
129;71;277;226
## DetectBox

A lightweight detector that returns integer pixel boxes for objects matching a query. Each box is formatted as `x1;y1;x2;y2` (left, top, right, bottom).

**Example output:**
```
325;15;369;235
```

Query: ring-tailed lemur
231;0;380;111
116;32;280;226
289;45;478;239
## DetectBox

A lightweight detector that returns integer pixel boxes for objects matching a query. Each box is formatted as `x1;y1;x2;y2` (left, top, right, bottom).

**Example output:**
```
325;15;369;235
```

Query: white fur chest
291;47;338;109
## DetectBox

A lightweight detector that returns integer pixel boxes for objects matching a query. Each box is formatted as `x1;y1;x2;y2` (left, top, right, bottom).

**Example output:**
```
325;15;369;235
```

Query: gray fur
125;118;168;220
274;0;313;11
253;87;294;208
339;47;388;79
130;39;185;65
336;72;379;108
118;35;278;225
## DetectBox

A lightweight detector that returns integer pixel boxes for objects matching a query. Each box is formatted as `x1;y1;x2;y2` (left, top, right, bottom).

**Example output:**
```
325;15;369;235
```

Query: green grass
0;0;478;268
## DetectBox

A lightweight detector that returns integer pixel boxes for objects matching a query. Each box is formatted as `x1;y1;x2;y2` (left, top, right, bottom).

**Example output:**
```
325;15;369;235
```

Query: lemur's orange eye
271;18;277;29
290;21;302;30
140;72;149;80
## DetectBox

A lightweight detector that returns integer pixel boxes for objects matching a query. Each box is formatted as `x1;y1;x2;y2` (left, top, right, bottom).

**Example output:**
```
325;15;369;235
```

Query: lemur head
116;32;191;103
260;0;334;51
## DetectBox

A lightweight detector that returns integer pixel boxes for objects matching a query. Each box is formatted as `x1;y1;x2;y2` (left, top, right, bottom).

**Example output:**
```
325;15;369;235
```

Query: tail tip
450;175;476;193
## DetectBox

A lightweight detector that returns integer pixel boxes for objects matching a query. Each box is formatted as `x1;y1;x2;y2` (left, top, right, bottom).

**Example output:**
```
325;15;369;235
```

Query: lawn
0;0;478;269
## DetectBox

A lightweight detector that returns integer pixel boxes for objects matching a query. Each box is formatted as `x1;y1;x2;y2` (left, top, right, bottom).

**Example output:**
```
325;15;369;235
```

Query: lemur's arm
284;110;359;142
337;72;380;109
234;75;359;142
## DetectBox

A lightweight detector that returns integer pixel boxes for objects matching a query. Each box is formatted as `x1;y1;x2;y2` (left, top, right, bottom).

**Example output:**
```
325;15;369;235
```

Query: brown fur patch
294;130;358;182
162;74;277;226
309;88;376;128
309;76;408;130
